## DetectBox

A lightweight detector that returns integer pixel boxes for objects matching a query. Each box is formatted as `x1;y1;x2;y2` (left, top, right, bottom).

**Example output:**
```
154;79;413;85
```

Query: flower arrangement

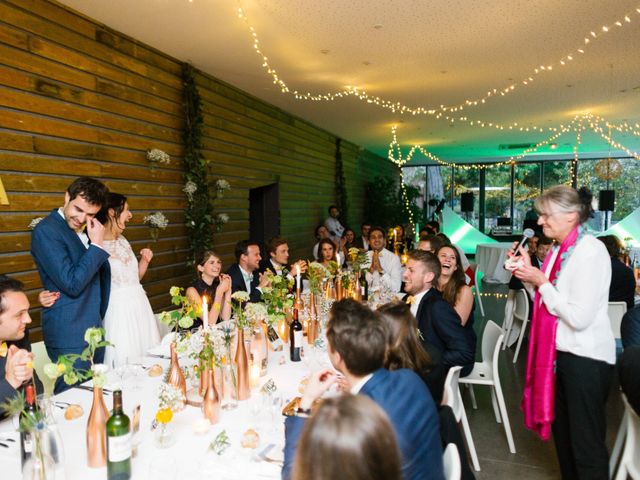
28;217;44;230
143;211;169;242
214;213;229;232
230;291;252;330
44;327;112;387
158;286;198;331
348;247;370;273
154;382;185;448
183;181;198;201
146;148;171;166
176;326;226;369
215;179;230;198
244;302;268;328
260;270;294;326
307;262;331;294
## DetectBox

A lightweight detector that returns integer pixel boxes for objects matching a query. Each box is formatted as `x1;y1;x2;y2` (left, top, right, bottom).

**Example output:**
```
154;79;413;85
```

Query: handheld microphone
514;228;535;256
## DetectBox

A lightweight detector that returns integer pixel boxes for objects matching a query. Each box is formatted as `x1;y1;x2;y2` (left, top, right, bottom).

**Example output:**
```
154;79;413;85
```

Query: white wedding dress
102;236;161;367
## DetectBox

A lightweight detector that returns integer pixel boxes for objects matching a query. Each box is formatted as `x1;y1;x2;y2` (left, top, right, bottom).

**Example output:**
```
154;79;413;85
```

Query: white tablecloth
0;347;323;479
475;242;513;284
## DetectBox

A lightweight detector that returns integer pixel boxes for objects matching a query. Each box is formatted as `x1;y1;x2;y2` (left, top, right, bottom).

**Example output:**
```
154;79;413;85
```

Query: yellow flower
57;364;66;374
155;408;173;424
0;342;7;358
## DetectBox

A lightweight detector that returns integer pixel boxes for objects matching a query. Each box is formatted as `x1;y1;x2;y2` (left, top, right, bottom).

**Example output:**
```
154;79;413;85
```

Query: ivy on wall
335;138;349;226
182;63;214;265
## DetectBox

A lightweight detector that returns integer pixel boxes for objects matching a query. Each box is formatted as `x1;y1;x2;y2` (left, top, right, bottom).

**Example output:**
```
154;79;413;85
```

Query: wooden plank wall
0;0;395;340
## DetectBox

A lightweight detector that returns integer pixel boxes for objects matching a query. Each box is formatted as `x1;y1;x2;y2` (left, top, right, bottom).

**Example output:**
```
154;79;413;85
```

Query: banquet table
0;346;321;480
474;242;514;284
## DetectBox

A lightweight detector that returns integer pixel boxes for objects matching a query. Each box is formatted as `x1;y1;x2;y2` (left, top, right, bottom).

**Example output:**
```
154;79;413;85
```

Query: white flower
143;212;169;229
28;217;44;230
245;302;268;322
215;213;229;224
231;291;250;302
183;181;197;200
158;382;185;410
215;179;230;191
147;148;171;165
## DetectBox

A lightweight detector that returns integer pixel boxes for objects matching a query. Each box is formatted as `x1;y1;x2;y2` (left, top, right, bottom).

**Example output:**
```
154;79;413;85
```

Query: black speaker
460;192;474;212
599;190;615;212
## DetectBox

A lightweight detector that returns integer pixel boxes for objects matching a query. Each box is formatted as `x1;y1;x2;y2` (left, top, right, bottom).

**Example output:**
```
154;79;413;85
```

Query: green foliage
364;175;424;228
307;262;331;294
182;63;215;266
159;286;196;330
260;271;293;326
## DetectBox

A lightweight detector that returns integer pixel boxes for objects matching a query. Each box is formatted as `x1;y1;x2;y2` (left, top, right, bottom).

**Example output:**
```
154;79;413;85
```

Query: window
514;163;541;232
484;165;512;233
453;168;480;230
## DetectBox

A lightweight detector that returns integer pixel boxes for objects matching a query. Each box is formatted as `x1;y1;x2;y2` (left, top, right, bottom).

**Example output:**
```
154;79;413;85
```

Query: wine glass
111;359;127;387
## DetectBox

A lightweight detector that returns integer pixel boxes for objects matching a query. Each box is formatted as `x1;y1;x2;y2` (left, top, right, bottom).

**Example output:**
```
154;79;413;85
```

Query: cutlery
73;385;112;395
146;353;170;360
0;442;9;448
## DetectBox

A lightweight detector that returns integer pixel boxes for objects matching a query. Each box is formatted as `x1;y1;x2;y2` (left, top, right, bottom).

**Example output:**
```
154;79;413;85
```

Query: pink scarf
521;225;581;440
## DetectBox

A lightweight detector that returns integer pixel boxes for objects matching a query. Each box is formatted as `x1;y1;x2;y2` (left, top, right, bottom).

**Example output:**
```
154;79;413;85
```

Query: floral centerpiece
348;247;370;273
143;211;169;242
306;261;331;295
260;270;294;327
158;286;198;332
153;383;185;448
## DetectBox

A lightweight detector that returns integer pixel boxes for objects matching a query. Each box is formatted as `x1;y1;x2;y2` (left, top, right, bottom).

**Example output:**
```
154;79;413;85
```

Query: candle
393;228;397;244
249;362;261;387
202;295;208;325
296;264;301;290
336;252;341;267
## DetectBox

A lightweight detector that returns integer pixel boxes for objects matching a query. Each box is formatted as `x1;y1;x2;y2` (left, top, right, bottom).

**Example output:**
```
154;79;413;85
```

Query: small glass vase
22;429;55;480
154;423;177;449
221;361;238;411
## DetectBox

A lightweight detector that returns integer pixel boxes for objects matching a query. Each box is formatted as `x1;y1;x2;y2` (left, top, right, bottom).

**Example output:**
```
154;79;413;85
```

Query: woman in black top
186;250;232;328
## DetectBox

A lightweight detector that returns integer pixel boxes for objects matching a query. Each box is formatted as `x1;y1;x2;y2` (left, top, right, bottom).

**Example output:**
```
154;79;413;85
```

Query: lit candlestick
336;252;341;267
393;228;397;244
296;264;301;290
202;295;208;325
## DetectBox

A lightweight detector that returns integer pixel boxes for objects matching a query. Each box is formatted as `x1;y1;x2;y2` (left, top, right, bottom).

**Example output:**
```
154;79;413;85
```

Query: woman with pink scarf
511;185;615;480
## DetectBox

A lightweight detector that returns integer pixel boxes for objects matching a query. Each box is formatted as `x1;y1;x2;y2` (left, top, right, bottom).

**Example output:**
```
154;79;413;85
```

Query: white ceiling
58;0;640;163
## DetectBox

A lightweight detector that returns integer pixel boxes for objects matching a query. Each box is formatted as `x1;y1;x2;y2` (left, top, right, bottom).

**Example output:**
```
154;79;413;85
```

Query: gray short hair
534;185;593;224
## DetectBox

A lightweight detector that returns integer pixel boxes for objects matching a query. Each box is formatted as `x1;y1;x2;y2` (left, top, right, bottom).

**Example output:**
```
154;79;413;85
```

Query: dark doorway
249;183;280;247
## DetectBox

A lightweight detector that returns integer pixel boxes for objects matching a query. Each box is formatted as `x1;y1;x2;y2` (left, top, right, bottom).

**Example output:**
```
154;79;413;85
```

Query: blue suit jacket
283;368;444;480
227;263;262;302
31;209;111;351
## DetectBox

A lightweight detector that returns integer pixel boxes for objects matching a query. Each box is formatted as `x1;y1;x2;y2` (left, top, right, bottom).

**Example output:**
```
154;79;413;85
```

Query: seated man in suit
621;305;640;348
258;236;307;280
283;299;444;480
31;177;110;393
227;240;270;303
0;276;43;416
404;250;476;404
352;222;371;251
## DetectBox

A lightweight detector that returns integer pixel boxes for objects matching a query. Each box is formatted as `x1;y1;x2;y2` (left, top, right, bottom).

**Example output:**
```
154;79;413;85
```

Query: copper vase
202;368;220;424
198;360;208;398
354;272;363;302
335;278;343;301
86;385;109;468
168;342;187;399
234;329;251;400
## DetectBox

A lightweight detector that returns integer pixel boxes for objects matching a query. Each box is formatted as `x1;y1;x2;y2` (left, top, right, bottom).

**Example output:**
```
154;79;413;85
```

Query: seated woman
377;301;432;385
312;225;330;260
292;395;402;480
435;245;475;328
598;235;636;310
341;228;356;258
186;250;231;328
97;193;160;366
317;238;338;268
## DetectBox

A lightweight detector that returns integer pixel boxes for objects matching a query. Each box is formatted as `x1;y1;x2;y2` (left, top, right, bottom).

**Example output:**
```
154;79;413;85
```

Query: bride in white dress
98;193;161;366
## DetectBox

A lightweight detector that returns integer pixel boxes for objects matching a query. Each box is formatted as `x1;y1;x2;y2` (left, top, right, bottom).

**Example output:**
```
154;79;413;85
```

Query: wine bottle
20;384;39;467
106;390;131;480
290;307;303;362
359;272;368;301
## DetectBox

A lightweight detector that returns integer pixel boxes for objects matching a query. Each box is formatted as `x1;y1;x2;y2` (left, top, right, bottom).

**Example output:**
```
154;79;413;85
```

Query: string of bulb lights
235;2;640;119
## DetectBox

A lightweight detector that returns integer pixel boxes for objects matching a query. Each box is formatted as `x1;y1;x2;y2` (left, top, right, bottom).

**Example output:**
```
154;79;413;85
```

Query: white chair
31;340;55;396
460;320;516;454
501;289;517;349
470;263;485;317
608;301;627;340
443;365;480;471
613;394;640;480
443;443;462;480
509;289;530;363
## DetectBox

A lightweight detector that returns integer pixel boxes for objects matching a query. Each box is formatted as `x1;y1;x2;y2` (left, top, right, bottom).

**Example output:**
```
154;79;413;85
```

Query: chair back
442;443;462;480
608;302;627;339
442;365;464;422
481;320;505;364
31;340;55;396
513;289;529;322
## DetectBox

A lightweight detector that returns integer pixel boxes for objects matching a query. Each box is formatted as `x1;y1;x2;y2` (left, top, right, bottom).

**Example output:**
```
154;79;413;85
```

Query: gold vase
202;368;220;424
234;329;251;400
86;385;109;468
354;272;363;302
198;360;208;398
279;314;290;344
335;278;343;301
168;342;187;400
307;293;318;345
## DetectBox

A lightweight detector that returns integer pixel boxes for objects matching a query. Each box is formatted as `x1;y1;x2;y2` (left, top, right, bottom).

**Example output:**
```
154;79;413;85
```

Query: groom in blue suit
31;177;111;393
282;299;444;480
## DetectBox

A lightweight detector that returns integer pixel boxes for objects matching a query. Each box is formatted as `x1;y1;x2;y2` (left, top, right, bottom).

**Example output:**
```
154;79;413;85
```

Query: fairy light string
236;2;640;118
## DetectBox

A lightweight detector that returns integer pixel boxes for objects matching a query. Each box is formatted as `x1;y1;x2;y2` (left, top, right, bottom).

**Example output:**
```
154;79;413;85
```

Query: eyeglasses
538;211;564;220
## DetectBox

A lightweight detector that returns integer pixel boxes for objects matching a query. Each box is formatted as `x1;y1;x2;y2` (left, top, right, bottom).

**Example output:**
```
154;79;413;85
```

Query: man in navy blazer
31;177;110;393
226;240;270;303
404;250;476;404
282;299;444;480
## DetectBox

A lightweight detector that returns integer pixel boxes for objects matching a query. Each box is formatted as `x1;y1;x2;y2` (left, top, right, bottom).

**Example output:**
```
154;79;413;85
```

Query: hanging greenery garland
182;63;214;265
335;138;349;226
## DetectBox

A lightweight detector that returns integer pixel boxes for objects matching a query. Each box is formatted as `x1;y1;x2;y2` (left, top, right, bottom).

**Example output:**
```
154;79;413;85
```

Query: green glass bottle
106;390;131;480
